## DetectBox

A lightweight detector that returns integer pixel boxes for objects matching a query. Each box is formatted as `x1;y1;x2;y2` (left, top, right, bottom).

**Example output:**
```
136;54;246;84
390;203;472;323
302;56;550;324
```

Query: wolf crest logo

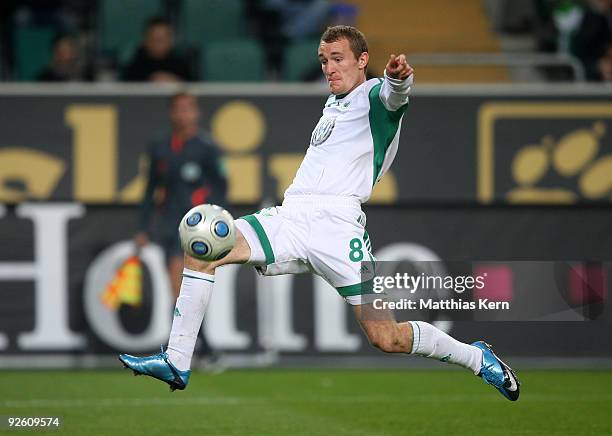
310;116;336;146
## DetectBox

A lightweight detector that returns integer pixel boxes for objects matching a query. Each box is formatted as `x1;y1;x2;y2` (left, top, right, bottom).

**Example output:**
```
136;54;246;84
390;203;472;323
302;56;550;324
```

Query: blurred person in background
123;17;193;82
596;44;612;80
249;0;331;76
134;91;227;367
264;0;331;40
574;0;612;80
134;91;227;298
534;0;583;80
534;0;583;52
38;34;92;81
1;0;88;80
535;0;612;81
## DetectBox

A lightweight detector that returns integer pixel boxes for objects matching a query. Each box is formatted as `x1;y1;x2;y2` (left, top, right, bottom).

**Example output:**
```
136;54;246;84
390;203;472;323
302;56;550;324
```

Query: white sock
166;268;214;371
409;321;483;375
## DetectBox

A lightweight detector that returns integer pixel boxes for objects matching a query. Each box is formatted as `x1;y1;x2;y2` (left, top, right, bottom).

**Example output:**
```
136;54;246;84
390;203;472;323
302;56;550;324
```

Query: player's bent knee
365;330;395;353
362;323;406;353
370;336;401;353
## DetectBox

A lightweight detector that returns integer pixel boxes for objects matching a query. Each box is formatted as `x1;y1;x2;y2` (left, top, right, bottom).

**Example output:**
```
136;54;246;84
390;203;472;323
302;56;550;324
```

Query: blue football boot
119;346;191;392
472;341;520;401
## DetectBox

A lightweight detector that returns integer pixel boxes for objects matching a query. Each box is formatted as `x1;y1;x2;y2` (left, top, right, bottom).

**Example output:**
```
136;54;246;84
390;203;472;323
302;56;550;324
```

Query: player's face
170;96;200;131
319;38;368;95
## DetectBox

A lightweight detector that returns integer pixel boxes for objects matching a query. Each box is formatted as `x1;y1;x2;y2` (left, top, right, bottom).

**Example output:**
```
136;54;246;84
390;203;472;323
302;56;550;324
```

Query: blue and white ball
178;204;236;261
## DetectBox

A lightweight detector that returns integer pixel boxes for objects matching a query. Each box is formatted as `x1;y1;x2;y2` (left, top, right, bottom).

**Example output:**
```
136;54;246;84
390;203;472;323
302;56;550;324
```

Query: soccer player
120;25;520;401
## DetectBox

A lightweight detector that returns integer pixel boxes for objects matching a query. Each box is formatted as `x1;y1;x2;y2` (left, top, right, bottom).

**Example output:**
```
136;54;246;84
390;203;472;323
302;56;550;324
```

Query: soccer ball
178;204;236;261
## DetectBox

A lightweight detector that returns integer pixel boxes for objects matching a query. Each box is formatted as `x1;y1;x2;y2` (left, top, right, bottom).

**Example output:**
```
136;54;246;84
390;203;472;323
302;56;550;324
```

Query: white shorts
235;195;376;305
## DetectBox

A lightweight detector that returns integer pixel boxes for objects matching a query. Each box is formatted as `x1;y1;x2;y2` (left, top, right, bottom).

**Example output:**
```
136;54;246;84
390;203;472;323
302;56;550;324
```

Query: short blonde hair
321;25;368;60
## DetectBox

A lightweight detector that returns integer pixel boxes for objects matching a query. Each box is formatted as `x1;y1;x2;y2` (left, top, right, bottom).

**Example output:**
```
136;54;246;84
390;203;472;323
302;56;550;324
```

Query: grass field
1;369;611;435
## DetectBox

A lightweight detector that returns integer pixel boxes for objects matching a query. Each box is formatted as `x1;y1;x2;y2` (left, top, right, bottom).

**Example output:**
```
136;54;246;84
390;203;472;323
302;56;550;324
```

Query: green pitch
1;369;611;435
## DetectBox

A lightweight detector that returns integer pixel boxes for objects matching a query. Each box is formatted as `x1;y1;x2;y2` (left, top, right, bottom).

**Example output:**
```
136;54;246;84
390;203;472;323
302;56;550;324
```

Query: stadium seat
202;40;266;82
14;27;54;81
351;0;510;82
283;39;321;81
179;0;244;47
118;42;139;69
98;0;163;54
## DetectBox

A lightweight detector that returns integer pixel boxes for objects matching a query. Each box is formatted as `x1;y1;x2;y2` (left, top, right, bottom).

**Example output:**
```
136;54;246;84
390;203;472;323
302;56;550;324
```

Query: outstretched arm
379;54;414;112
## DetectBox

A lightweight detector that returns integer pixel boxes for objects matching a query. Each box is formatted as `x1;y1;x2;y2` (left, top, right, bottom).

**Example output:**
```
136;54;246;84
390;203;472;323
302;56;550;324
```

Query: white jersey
284;72;413;203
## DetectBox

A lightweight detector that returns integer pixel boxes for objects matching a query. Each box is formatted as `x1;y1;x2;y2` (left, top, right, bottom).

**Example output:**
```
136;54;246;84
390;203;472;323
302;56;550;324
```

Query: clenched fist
386;54;413;80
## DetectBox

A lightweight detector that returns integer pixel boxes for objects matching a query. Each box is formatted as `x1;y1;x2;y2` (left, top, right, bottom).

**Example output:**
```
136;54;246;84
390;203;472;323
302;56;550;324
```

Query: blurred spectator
553;0;584;54
38;34;92;81
250;0;360;79
123;17;193;82
248;0;332;75
1;0;89;80
574;0;612;80
246;1;287;76
534;0;612;80
534;0;583;53
264;0;331;40
597;44;612;80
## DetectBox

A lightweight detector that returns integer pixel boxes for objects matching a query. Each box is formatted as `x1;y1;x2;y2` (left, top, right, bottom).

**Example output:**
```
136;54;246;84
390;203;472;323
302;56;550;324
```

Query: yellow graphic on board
507;136;576;204
478;103;612;204
0;148;66;201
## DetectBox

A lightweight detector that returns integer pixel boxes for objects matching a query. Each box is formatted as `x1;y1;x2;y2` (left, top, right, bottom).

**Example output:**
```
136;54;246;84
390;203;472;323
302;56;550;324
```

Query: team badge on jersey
181;161;202;182
310;116;336;147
